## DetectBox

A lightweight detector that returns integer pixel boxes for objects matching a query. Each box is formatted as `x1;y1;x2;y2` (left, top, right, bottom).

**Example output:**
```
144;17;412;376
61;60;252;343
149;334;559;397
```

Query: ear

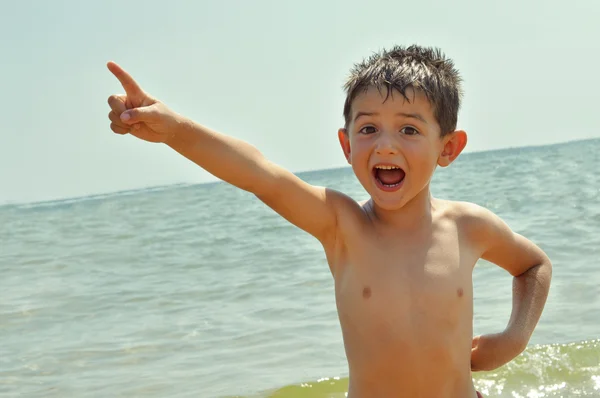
438;130;467;167
338;128;352;164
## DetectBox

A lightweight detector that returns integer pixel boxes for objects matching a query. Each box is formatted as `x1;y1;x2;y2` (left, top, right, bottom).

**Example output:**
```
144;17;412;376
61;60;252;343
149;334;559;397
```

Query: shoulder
441;200;512;250
316;187;369;214
443;200;502;226
316;189;369;275
310;187;369;238
320;187;364;220
441;201;550;277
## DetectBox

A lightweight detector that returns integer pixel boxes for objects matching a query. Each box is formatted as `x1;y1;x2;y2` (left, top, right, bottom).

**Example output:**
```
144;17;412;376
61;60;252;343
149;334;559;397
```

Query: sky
1;0;599;204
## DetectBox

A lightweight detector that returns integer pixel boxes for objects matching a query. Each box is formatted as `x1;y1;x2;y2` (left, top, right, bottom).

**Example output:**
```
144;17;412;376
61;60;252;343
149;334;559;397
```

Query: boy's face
338;86;466;210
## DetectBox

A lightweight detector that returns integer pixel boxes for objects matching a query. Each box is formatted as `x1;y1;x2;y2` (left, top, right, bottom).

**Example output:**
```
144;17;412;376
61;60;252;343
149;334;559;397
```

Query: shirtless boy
106;45;552;397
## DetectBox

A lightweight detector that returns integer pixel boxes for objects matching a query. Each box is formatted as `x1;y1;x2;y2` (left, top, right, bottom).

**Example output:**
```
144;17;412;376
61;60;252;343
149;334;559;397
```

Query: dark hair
343;45;463;136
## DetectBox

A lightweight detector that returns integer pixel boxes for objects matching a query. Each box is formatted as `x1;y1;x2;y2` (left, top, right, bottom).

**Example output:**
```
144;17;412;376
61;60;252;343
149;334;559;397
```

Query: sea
1;138;599;398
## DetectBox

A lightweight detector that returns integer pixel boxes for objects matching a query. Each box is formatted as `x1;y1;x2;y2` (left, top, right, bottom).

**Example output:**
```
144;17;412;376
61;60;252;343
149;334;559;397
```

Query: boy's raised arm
168;121;341;244
106;62;340;245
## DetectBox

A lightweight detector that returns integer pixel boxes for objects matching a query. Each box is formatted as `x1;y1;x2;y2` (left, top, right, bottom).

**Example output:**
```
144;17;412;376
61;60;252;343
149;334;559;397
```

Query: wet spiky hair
343;45;463;136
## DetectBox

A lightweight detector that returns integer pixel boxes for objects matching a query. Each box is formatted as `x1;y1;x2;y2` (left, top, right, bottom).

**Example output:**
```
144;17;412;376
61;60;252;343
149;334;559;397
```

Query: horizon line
2;136;598;208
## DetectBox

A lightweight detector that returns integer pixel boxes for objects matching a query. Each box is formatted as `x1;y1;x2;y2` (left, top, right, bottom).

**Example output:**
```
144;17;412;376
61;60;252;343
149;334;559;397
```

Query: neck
368;185;434;230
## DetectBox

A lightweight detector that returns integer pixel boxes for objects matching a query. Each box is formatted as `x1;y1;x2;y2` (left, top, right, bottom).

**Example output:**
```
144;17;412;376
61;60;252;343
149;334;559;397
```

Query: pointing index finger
107;61;145;98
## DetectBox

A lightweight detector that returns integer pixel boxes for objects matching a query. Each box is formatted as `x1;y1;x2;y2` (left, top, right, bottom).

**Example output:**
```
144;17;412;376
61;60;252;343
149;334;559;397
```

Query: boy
106;45;551;397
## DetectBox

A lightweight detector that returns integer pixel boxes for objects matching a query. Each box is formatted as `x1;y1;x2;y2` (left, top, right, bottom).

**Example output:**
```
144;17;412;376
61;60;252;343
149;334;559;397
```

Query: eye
359;125;377;135
401;126;419;136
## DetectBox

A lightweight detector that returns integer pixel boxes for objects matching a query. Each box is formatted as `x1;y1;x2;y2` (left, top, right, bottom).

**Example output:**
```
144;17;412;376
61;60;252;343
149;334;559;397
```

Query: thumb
120;105;158;124
470;338;482;371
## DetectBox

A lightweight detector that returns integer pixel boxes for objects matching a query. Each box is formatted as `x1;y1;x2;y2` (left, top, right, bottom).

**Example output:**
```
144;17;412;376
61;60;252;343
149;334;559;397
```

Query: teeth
375;165;400;170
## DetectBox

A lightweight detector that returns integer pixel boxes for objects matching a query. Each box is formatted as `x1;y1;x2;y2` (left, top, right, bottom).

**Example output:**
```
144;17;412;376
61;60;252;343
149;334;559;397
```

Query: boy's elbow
542;257;553;284
519;257;552;287
246;158;282;197
228;146;274;194
537;252;552;278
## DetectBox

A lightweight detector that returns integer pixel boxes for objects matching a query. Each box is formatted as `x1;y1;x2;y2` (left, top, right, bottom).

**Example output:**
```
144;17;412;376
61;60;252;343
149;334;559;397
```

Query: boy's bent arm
462;203;552;347
167;119;340;244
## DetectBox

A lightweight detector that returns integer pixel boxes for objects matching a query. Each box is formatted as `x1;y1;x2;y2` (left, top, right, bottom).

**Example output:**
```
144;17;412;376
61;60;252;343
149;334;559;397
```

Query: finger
470;348;481;371
107;61;145;99
120;104;158;125
107;94;127;113
108;110;129;127
110;122;130;135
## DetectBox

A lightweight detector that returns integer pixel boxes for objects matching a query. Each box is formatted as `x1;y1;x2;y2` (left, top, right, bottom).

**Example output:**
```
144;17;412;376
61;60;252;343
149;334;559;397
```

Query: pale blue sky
2;0;599;204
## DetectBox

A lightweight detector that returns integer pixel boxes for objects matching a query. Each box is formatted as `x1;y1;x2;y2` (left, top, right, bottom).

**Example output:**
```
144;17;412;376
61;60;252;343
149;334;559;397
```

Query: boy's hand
106;61;180;143
470;331;526;372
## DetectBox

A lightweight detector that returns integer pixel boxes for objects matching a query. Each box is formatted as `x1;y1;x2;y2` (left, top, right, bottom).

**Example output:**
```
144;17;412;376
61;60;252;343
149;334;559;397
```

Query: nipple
362;286;372;299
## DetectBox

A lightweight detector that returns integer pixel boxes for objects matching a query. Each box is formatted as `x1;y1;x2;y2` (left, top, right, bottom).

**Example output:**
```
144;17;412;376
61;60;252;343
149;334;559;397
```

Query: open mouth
372;164;406;191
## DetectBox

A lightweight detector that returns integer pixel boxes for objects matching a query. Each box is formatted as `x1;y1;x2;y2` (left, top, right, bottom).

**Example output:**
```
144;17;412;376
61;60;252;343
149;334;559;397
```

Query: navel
362;286;372;299
457;287;464;298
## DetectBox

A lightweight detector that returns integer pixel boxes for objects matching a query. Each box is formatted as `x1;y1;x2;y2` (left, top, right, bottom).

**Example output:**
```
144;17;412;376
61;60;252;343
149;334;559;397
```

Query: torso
323;197;482;398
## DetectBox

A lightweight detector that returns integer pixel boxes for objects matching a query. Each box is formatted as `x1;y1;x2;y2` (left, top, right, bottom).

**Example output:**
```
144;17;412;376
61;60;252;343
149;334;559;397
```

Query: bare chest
334;229;478;335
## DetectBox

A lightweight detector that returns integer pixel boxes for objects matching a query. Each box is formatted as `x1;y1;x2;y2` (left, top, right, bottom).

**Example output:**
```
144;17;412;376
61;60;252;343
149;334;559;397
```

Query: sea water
1;139;599;397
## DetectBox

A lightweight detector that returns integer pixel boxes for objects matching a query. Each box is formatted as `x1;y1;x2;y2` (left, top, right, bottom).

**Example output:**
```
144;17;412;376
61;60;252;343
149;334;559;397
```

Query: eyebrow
353;111;428;124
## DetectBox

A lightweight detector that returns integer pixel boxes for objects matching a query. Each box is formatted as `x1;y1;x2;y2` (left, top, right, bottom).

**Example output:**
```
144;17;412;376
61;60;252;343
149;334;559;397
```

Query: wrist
164;113;192;147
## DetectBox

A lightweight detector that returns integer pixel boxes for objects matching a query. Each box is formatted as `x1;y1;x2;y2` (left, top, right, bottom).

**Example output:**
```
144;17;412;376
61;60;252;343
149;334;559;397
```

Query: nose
375;133;398;156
